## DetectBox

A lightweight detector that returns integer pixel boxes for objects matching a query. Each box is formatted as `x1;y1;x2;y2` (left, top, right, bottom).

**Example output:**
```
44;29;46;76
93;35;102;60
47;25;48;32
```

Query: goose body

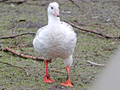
33;2;77;87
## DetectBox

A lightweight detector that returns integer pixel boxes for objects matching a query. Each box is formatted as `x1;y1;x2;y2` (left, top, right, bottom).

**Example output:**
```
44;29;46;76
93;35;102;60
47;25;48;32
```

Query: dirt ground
0;0;120;90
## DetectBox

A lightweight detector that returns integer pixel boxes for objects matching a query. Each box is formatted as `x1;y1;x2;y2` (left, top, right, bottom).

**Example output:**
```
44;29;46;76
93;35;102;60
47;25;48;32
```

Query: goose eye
51;7;53;9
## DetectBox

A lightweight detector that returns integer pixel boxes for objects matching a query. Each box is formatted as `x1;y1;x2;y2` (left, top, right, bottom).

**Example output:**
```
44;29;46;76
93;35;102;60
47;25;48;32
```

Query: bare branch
68;0;80;8
87;60;105;67
5;47;44;61
99;7;120;28
1;0;27;5
0;61;29;76
0;32;36;39
67;22;120;39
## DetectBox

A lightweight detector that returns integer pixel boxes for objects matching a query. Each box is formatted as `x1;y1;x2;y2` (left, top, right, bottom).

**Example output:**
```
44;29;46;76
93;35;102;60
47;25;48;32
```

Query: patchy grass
0;0;120;90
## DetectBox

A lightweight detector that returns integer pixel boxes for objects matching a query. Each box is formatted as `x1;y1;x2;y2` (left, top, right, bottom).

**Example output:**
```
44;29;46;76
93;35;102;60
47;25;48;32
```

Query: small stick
51;69;65;73
2;0;27;5
0;32;36;39
100;7;120;28
0;61;29;76
87;60;105;66
68;0;80;8
35;69;42;75
67;22;120;39
5;47;44;61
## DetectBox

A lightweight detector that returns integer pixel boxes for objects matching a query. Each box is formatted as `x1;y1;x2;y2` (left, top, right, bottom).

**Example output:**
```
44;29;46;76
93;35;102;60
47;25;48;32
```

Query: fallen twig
68;0;80;8
1;0;27;5
35;69;42;75
100;7;120;29
102;1;120;5
74;21;120;29
74;20;107;28
0;32;36;39
4;47;44;61
0;61;29;76
25;2;49;6
26;1;68;6
51;69;65;73
87;60;105;66
67;22;120;39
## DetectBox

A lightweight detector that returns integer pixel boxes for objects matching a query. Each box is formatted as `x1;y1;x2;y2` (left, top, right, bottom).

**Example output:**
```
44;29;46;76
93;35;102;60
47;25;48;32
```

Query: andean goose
33;2;77;87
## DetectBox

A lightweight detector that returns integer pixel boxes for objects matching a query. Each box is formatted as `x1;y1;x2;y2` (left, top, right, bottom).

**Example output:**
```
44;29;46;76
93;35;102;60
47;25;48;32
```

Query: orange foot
60;78;73;87
44;76;55;83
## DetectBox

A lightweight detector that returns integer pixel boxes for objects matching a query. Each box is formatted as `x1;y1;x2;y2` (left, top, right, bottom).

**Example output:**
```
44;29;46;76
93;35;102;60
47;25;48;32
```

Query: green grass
0;0;120;90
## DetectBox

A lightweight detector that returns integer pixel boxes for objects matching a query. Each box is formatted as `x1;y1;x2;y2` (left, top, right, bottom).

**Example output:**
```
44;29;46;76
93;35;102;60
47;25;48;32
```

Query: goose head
47;2;60;17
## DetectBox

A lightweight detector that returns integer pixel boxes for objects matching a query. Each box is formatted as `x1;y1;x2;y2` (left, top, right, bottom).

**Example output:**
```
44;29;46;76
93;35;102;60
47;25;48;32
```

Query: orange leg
60;66;73;87
44;60;55;83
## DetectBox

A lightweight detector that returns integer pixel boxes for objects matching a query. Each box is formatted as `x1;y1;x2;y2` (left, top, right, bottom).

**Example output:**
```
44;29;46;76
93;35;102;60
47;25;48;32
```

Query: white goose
33;2;77;87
